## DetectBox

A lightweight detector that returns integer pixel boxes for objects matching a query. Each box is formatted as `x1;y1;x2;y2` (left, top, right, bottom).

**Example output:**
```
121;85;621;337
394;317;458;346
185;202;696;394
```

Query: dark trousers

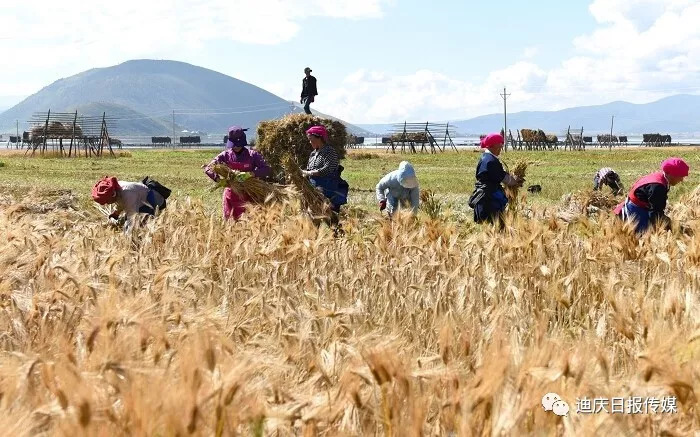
303;97;312;114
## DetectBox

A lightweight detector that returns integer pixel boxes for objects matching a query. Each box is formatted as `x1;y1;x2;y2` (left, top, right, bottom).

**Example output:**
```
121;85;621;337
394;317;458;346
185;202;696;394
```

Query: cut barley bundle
209;164;292;204
280;154;331;218
569;190;619;213
505;161;528;209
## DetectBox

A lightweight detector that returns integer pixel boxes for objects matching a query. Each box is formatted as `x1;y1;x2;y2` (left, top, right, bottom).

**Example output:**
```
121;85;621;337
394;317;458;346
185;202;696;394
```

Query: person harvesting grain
301;125;348;226
614;157;689;233
92;176;167;232
468;133;524;227
593;167;624;195
203;126;271;220
375;161;420;217
300;67;318;115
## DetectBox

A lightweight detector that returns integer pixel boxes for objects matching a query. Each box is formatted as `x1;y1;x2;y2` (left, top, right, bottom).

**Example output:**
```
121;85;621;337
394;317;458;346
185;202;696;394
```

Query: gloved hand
301;170;312;177
300;98;304;104
379;200;387;211
109;211;120;220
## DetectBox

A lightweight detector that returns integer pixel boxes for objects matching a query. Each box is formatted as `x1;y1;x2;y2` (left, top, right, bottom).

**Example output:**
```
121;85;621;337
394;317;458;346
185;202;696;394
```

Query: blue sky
2;0;699;123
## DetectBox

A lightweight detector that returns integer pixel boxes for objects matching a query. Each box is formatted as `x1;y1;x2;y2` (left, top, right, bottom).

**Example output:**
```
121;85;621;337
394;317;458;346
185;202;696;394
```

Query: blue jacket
473;151;508;213
376;162;420;214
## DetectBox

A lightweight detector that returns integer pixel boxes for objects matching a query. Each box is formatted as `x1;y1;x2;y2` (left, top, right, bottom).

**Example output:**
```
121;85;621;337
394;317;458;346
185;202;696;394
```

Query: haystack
256;114;347;177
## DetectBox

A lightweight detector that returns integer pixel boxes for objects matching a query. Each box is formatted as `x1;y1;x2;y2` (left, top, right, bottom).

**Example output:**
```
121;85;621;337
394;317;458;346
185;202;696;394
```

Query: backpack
142;176;171;200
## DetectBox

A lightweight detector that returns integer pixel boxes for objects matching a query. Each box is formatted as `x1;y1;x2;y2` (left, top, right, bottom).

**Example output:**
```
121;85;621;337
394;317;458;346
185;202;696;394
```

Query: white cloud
522;46;539;59
0;0;391;97
314;0;700;122
4;0;700;124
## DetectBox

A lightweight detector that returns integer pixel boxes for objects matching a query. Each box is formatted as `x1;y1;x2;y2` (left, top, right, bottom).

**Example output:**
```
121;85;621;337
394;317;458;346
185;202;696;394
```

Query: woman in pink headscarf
468;133;524;227
203;126;271;220
301;125;348;227
614;157;689;233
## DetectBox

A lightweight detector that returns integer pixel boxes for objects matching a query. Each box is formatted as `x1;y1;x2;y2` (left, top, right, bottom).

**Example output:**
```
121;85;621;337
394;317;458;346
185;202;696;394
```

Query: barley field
1;149;700;436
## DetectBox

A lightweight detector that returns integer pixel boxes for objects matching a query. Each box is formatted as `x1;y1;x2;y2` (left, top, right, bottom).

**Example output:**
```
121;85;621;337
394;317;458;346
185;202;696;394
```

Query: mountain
357;94;700;136
0;59;370;138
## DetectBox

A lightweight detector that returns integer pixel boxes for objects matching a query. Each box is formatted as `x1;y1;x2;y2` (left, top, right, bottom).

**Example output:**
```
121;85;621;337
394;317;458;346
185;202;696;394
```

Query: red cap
91;176;120;204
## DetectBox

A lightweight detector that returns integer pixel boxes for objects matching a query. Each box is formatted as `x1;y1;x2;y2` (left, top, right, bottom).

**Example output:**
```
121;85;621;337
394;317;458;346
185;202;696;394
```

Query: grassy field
1;147;700;435
1;147;699;215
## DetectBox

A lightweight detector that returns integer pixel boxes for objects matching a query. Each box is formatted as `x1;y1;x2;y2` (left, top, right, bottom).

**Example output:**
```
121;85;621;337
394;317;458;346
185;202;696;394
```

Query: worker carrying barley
376;161;420;217
92;176;169;232
613;157;689;233
593;167;624;195
468;133;524;227
203;126;271;220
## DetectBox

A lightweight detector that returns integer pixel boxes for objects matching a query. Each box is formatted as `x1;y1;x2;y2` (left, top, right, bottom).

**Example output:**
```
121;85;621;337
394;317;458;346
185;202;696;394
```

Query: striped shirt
306;144;339;177
597;167;614;180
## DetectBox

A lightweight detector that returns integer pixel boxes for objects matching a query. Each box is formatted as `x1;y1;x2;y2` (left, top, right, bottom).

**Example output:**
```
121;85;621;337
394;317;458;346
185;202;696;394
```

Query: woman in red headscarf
468;133;524;227
614;157;689;233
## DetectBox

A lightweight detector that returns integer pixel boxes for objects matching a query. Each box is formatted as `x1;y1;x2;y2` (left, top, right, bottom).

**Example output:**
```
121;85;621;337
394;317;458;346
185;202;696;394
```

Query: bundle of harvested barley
420;189;442;219
569;190;619;212
256;113;346;176
505;161;528;209
209;164;292;204
281;154;331;218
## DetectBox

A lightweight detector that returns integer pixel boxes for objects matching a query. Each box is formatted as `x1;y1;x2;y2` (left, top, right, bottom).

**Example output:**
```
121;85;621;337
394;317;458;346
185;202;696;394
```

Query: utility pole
500;87;510;151
16;120;19;147
172;110;175;148
609;115;614;151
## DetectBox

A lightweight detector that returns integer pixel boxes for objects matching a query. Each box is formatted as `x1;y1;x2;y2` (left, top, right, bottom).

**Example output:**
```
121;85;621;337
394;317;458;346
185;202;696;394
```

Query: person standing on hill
203;126;271;220
593;167;624;195
468;133;524;227
614;158;689;233
376;161;420;217
300;67;318;115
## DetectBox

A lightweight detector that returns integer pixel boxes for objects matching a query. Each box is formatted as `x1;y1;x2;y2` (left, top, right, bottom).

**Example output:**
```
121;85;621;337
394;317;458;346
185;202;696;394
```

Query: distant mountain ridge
0;59;371;138
358;94;700;136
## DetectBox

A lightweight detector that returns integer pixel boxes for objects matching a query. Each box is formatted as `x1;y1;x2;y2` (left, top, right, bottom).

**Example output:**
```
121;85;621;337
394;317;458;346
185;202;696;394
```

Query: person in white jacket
376;161;420;216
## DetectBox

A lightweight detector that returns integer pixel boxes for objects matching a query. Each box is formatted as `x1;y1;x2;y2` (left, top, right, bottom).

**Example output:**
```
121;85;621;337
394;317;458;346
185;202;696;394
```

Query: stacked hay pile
256;114;347;177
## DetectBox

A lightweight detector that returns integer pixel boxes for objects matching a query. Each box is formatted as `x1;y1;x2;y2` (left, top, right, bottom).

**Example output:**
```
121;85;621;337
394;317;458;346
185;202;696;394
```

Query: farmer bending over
593;167;624;195
376;161;420;217
614;157;689;233
92;176;166;232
